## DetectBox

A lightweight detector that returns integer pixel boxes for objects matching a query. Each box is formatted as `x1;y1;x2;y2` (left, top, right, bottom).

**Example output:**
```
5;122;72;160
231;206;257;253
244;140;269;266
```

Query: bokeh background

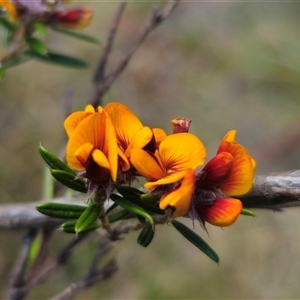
1;1;300;298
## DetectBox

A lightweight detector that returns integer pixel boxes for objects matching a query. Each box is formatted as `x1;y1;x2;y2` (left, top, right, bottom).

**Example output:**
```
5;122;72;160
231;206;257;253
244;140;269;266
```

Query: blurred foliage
1;1;300;299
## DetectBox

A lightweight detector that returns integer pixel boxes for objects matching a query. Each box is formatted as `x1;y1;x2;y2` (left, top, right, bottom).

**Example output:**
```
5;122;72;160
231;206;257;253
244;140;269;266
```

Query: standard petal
218;141;254;196
159;133;206;173
73;142;94;169
159;169;196;217
64;110;93;137
202;152;233;188
105;102;143;151
196;198;242;227
130;148;165;181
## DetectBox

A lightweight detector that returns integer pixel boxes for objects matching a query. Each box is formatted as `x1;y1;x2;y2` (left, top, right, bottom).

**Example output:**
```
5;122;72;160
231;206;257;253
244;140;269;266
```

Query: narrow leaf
51;170;87;193
33;21;47;36
52;26;101;44
137;222;155;247
0;68;5;81
2;53;31;69
240;208;256;217
26;37;48;55
39;145;76;175
25;50;88;68
36;202;87;219
75;203;102;233
117;186;164;215
110;194;155;226
171;220;219;263
108;209;133;223
61;220;99;234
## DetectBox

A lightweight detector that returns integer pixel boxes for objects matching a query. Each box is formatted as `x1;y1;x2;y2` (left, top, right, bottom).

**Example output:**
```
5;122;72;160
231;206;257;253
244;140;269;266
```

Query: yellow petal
92;149;110;170
159;169;196;217
130;148;165;181
159;133;206;173
73;142;94;169
85;105;95;113
105;102;143;151
118;148;131;172
218;141;254;196
196;198;242;227
223;130;237;142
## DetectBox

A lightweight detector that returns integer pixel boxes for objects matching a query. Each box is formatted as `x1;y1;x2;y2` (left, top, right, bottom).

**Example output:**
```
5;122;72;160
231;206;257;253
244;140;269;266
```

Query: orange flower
192;130;255;227
104;102;166;172
0;1;17;21
64;105;118;187
131;133;206;217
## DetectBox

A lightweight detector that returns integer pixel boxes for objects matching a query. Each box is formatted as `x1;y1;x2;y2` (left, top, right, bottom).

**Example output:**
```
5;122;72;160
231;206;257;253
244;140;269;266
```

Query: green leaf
110;194;155;226
39;145;76;175
240;208;256;217
36;202;87;219
33;21;47;36
2;53;31;69
75;203;102;233
52;26;101;45
0;68;5;81
61;220;99;234
171;220;219;263
108;209;133;223
0;18;16;32
137;222;155;247
51;170;87;193
25;50;88;68
117;186;164;215
26;37;48;55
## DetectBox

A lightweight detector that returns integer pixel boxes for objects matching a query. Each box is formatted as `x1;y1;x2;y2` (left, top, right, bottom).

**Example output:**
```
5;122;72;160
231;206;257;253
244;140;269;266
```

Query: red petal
196;198;242;227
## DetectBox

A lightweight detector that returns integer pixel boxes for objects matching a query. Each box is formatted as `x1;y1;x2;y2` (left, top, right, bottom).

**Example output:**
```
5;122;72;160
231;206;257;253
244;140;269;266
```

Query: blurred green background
1;1;300;298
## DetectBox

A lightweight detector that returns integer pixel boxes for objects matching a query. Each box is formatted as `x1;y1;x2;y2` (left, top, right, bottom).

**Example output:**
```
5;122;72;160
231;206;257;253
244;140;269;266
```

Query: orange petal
105;102;143;151
101;110;118;182
196;198;242;227
125;126;153;157
130;148;165;181
92;149;110;170
73;142;94;169
118;148;131;172
218;141;254;196
159;133;206;173
202;152;234;188
64;110;94;137
153;128;167;147
159;169;196;217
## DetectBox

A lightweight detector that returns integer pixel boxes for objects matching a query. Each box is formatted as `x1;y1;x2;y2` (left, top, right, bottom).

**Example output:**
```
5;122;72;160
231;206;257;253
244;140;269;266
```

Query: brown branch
89;0;180;107
239;170;300;210
1;170;300;231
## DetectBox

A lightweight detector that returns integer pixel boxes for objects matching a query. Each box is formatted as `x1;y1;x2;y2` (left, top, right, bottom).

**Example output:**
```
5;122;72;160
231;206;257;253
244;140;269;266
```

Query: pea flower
131;133;207;217
64;105;118;191
191;130;255;227
104;102;166;173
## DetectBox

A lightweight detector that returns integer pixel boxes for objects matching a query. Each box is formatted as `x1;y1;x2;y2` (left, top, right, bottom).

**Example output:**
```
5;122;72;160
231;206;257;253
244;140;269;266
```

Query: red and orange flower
191;130;256;227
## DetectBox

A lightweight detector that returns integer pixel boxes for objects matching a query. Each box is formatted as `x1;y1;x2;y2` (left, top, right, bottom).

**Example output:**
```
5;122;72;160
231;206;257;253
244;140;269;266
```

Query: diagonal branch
89;0;180;107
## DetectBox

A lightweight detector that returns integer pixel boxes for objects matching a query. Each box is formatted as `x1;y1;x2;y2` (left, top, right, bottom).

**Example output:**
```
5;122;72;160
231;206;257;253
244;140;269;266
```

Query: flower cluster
64;102;256;228
0;0;93;28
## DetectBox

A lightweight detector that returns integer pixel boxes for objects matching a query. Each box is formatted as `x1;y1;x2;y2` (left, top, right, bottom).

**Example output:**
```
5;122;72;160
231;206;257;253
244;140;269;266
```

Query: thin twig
90;0;180;106
8;228;38;300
